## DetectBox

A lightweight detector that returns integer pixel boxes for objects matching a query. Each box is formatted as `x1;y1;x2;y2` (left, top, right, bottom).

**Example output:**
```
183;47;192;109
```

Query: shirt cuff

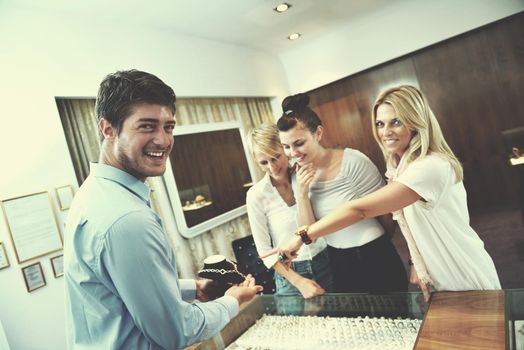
262;255;279;269
215;295;239;320
179;279;196;301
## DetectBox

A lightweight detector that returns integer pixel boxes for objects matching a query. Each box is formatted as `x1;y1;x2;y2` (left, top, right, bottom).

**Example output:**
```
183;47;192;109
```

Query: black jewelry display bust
198;255;246;284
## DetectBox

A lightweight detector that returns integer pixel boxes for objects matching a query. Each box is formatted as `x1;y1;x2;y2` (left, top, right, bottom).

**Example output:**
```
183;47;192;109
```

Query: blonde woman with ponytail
267;85;500;302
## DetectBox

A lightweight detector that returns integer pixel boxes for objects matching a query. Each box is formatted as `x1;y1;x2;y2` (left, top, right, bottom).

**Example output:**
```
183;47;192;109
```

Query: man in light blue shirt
64;70;262;350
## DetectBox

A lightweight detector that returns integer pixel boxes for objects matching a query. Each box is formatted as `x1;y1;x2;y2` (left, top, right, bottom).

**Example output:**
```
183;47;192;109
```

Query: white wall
0;6;289;350
279;0;524;93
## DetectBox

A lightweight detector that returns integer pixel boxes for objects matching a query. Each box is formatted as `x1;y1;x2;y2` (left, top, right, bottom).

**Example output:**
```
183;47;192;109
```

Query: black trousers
327;234;408;293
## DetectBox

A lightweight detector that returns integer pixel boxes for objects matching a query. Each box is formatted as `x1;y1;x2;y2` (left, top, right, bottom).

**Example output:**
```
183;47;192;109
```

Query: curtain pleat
56;98;100;185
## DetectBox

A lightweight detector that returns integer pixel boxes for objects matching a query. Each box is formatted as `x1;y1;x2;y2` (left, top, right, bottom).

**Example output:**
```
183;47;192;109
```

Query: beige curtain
58;96;274;278
56;98;100;185
154;97;274;277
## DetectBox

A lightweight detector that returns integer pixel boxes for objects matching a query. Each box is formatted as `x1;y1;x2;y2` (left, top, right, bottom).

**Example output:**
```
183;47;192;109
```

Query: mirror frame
163;121;257;238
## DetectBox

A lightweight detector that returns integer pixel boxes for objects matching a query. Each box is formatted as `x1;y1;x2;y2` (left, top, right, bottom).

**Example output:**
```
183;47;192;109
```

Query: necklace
198;268;247;278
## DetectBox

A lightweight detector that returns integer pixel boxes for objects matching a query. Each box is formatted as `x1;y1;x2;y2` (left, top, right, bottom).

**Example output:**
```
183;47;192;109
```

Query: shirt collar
89;163;151;204
262;171;294;189
262;172;274;189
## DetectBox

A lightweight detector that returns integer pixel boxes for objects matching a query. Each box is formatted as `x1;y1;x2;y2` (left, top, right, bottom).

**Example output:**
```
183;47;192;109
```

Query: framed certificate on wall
22;262;46;292
50;254;64;278
0;242;10;270
1;191;63;263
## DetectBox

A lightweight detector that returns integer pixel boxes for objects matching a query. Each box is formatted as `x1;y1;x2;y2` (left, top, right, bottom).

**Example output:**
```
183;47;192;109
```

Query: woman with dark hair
274;93;408;294
245;123;333;298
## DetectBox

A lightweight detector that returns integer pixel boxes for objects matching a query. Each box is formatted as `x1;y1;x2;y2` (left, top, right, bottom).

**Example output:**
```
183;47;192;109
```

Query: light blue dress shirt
64;163;238;350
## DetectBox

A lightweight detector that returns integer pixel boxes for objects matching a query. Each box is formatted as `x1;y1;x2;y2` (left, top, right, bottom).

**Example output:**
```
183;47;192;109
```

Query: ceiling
3;0;398;55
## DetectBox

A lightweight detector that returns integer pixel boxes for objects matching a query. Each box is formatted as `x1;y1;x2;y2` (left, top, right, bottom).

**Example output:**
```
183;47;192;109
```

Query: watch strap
296;225;312;245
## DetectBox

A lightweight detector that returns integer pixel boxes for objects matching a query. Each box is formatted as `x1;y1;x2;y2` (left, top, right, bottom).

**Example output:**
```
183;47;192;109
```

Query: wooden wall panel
488;15;524;126
411;21;524;211
309;59;419;174
413;15;524;212
306;12;524;213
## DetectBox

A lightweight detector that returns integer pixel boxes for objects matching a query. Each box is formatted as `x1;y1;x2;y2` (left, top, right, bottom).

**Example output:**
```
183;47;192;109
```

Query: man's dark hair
95;69;176;137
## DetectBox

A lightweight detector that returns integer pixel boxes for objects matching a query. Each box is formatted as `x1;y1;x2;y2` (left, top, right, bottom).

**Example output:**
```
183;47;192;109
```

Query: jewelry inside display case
227;314;421;350
189;290;519;349
196;293;427;350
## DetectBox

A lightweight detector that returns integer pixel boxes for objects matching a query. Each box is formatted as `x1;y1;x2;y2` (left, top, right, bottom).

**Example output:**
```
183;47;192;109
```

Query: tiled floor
391;209;524;290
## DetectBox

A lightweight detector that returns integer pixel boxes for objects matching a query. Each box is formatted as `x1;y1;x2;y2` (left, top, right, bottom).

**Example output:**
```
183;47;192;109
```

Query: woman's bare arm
306;181;421;241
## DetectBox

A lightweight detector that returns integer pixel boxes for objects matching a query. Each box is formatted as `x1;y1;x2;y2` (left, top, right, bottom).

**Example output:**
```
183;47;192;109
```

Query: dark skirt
327;234;408;293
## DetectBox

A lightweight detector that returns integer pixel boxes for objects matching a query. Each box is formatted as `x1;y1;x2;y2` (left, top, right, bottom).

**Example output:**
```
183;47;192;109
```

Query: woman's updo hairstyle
277;93;322;133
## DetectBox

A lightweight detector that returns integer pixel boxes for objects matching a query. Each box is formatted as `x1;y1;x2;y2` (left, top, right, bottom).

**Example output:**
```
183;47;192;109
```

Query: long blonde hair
371;85;463;182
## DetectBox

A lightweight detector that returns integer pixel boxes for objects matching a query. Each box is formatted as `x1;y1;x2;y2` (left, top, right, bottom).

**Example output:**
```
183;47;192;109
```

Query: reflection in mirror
164;122;256;238
501;126;524;165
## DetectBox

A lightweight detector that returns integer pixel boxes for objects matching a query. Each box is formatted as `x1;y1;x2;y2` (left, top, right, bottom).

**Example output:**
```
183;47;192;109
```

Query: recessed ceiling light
274;3;291;13
287;33;301;40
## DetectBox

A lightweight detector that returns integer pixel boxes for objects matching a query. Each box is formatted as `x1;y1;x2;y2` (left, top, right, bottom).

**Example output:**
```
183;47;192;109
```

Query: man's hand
409;266;431;303
195;279;228;302
225;275;263;304
295;277;325;299
240;273;256;287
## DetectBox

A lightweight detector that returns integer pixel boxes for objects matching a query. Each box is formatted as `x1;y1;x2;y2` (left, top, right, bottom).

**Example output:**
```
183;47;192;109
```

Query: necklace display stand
198;255;247;284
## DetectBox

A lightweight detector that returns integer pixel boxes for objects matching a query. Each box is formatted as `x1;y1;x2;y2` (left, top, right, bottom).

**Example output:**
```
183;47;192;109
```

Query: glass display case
506;289;524;350
195;292;427;350
186;290;520;349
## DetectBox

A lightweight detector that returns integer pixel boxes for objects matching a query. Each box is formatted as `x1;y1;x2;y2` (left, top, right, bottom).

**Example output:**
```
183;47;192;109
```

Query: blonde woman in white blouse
270;85;500;302
246;124;333;298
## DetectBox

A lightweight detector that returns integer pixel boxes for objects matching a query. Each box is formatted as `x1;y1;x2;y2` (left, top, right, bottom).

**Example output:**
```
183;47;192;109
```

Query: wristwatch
295;225;313;245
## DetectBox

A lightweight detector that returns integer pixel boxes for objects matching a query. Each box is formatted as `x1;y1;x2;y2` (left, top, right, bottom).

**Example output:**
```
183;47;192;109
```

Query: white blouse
396;155;500;290
246;173;327;269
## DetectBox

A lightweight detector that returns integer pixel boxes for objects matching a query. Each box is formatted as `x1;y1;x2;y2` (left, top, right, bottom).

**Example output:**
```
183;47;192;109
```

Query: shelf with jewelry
189;290;520;350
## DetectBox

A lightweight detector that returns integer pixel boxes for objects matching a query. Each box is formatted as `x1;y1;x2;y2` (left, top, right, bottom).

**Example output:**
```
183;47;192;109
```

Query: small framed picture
55;185;74;211
50;254;64;278
0;242;10;270
22;262;46;292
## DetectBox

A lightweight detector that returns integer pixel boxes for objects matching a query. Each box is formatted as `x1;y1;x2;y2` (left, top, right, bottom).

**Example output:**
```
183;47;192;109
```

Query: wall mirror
163;121;256;238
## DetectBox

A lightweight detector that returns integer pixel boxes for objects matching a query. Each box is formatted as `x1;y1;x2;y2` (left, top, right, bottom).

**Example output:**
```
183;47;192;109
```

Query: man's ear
99;118;116;140
315;125;324;142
